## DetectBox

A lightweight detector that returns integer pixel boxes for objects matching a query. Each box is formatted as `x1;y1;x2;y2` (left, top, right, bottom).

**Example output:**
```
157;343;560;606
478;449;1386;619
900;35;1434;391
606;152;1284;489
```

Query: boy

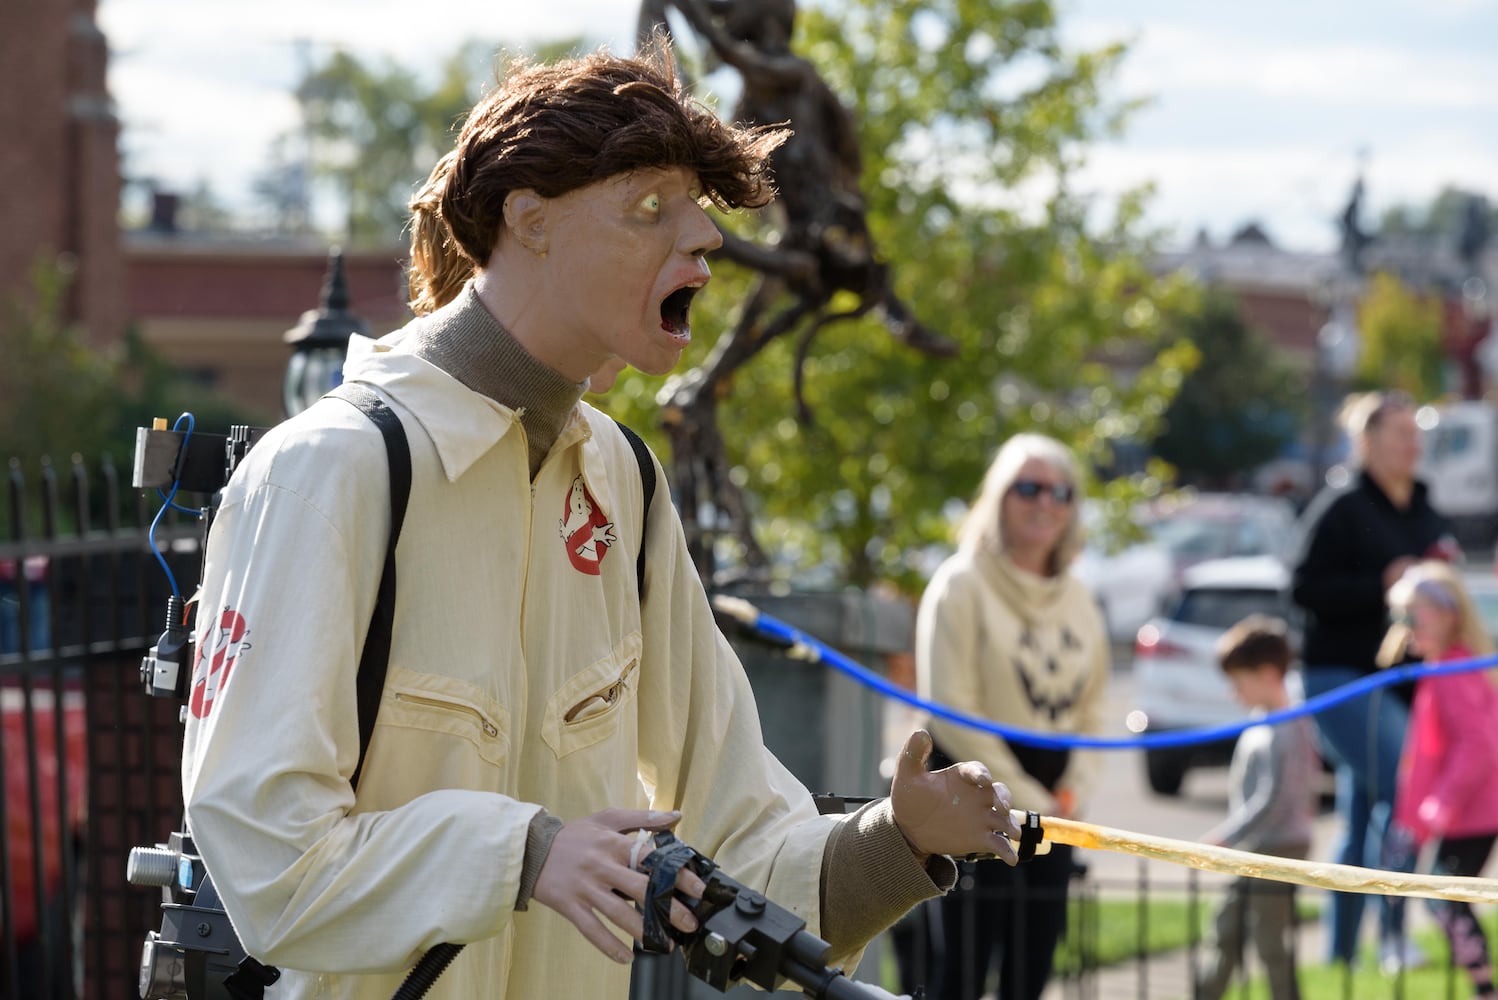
1196;615;1319;1000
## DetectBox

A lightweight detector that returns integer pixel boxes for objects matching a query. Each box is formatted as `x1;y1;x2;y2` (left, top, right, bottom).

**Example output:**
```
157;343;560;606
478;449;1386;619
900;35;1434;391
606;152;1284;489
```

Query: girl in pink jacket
1379;560;1498;996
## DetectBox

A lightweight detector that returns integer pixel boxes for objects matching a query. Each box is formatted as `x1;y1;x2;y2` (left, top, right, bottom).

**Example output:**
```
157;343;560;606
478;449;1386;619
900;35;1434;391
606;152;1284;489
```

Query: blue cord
732;601;1498;752
148;413;199;598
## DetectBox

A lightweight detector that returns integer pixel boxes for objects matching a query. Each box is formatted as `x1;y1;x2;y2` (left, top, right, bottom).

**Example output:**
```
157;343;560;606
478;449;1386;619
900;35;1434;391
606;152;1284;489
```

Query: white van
1418;401;1498;546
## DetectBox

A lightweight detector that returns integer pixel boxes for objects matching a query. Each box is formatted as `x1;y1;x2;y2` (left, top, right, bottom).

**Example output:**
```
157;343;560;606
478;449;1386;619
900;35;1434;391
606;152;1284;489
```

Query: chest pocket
379;667;511;772
543;631;641;758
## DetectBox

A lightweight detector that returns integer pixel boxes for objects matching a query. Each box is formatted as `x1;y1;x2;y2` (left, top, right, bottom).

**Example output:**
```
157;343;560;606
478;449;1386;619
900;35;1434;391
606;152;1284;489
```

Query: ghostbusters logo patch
559;476;617;575
190;608;251;719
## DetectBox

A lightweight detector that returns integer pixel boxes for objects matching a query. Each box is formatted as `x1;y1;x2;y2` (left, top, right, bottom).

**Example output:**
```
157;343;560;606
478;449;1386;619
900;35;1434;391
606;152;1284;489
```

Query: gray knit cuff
514;809;566;911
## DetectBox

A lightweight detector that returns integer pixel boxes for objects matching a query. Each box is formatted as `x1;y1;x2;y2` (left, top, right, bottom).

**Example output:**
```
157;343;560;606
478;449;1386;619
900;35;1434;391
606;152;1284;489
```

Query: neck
1367;466;1413;508
473;260;603;383
1006;545;1051;576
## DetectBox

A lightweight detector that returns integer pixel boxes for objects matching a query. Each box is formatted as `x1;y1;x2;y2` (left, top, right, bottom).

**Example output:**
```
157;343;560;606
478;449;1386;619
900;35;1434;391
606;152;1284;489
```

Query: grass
1053;893;1322;974
880;894;1498;998
1252;925;1495;1000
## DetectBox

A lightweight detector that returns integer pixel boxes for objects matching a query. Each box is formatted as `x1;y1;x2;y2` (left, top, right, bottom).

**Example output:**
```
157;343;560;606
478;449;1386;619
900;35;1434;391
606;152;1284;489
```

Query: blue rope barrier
716;596;1498;752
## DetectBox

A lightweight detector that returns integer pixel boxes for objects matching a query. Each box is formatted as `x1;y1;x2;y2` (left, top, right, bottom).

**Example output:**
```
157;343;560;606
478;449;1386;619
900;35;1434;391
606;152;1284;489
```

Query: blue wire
735;602;1498;752
155;491;203;517
148;413;197;598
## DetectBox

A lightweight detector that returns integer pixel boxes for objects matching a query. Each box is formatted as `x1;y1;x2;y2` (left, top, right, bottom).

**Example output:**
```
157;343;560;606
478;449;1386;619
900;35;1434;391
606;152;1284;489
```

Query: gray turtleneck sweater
409;283;586;480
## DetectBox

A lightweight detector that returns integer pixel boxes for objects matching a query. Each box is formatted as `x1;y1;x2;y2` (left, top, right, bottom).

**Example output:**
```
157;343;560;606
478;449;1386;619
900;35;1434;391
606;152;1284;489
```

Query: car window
1151;519;1236;560
1170;587;1289;629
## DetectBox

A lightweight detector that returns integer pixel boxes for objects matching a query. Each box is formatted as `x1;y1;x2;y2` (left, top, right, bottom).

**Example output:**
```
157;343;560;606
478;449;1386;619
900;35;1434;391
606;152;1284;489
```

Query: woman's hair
1338;390;1415;463
407;44;788;316
956;433;1085;575
1377;559;1498;686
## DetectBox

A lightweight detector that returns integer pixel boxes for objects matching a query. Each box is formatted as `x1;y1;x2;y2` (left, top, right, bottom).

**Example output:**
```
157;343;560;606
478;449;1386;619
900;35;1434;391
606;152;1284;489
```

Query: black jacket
1291;471;1453;673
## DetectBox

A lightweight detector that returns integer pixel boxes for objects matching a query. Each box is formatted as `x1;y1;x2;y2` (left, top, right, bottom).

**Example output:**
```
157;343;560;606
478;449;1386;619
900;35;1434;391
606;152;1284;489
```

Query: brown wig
408;45;788;316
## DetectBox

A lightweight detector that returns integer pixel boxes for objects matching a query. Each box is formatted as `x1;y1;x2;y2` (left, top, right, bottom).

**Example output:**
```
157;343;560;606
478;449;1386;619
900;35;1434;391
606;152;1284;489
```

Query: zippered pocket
378;667;510;771
543;631;642;757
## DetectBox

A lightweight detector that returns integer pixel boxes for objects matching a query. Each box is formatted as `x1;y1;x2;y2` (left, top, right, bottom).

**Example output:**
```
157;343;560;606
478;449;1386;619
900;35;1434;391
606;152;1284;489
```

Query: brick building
125;232;410;420
1;0;125;347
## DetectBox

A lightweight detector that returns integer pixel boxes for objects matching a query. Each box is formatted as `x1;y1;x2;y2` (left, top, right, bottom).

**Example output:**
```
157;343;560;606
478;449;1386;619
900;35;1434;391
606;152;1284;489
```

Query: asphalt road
1077;655;1339;890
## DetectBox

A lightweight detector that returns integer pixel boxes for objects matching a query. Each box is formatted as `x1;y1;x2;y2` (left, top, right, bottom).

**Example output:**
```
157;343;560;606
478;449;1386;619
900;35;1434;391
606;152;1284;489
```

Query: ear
503;189;550;257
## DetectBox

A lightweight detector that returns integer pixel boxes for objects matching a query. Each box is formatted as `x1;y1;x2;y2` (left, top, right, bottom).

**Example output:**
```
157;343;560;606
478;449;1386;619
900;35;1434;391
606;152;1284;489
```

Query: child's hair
1217;614;1294;675
407;43;788;316
1377;560;1498;682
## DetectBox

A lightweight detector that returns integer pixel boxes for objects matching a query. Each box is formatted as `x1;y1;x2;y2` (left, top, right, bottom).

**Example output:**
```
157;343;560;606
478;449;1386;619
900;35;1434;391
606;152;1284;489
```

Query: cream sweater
915;548;1109;814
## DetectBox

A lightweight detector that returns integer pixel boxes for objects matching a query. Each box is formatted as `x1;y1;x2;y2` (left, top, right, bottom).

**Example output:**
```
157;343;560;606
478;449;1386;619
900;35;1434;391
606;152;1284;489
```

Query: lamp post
1310;273;1362;490
283;248;368;417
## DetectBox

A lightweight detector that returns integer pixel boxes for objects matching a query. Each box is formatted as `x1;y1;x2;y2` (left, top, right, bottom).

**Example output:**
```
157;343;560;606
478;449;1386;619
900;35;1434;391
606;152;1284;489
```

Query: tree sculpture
637;0;954;581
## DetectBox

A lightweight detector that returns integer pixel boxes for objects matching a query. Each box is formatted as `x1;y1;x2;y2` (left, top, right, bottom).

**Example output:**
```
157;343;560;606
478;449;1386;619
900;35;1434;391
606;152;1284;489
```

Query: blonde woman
914;433;1108;1000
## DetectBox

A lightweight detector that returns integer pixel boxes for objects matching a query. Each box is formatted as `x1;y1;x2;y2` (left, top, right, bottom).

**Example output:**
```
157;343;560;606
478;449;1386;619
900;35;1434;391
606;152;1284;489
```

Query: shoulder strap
328;383;411;790
613;419;656;599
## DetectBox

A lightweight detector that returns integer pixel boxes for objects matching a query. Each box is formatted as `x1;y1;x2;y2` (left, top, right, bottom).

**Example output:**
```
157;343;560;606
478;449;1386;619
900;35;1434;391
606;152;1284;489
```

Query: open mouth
660;284;700;343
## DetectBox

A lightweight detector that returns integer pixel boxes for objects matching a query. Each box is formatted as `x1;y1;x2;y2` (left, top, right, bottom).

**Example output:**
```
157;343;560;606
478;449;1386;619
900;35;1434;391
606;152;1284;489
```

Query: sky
96;0;1498;254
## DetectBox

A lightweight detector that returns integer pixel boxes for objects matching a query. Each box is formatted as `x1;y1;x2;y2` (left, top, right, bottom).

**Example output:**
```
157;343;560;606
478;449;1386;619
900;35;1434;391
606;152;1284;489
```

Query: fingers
899;729;934;772
673;862;708;900
990;827;1019;866
952;759;993;789
592;807;682;832
614;868;702;937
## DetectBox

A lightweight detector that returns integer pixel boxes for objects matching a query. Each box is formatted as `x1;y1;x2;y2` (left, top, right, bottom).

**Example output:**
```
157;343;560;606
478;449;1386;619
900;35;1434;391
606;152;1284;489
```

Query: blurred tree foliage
1354;271;1446;400
270;6;1203;591
606;0;1201;589
286;38;585;245
1;259;271;532
1379;185;1496;243
0;260;119;479
1149;293;1306;488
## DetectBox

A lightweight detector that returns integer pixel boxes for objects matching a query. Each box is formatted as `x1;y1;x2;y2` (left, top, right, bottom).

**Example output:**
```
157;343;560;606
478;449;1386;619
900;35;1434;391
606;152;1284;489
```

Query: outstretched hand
890;730;1020;864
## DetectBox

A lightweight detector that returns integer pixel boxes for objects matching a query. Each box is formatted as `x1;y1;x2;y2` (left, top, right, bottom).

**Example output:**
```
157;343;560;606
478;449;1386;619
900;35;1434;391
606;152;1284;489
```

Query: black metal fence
2;454;200;999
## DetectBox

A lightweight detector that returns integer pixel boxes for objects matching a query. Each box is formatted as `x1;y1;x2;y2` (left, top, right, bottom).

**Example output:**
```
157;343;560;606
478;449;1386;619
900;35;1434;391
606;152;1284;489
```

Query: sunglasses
1010;479;1075;504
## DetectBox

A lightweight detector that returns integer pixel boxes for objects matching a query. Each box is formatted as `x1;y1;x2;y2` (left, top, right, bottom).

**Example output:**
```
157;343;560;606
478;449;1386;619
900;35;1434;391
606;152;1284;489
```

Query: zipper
392;691;500;738
563;659;638;724
517;419;533;663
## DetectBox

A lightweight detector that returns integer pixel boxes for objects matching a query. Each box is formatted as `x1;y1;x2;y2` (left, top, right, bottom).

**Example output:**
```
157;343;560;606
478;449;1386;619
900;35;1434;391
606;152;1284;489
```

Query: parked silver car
1076;492;1300;642
1126;555;1294;796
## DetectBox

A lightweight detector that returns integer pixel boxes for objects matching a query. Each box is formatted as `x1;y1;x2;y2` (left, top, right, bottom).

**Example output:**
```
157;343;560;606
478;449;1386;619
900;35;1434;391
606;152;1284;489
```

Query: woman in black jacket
1291;390;1457;970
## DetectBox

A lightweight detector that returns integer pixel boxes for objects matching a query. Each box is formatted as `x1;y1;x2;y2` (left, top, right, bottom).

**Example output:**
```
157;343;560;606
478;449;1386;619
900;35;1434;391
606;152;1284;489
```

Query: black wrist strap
1017;810;1046;863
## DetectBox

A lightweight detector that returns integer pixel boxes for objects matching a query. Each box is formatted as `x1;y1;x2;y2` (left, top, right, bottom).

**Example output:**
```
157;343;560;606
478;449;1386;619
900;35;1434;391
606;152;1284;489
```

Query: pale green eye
640;193;661;213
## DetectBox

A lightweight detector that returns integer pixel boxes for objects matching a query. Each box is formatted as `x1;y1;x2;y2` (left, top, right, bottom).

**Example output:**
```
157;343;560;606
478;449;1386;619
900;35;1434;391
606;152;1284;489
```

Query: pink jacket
1395;644;1498;844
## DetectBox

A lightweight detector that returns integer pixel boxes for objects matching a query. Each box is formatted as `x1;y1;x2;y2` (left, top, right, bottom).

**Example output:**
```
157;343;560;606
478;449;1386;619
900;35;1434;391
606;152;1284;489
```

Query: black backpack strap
328;383;411;790
613;419;656;599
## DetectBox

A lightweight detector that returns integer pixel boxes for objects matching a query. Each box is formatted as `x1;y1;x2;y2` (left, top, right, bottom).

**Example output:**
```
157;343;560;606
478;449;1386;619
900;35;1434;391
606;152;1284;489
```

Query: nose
680;202;723;257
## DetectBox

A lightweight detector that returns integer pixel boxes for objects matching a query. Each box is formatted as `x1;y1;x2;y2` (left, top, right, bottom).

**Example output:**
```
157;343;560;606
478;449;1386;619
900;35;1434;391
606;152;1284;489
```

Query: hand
531;808;707;963
1382;556;1417;591
1052;788;1076;820
1417;796;1451;839
889;730;1020;864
